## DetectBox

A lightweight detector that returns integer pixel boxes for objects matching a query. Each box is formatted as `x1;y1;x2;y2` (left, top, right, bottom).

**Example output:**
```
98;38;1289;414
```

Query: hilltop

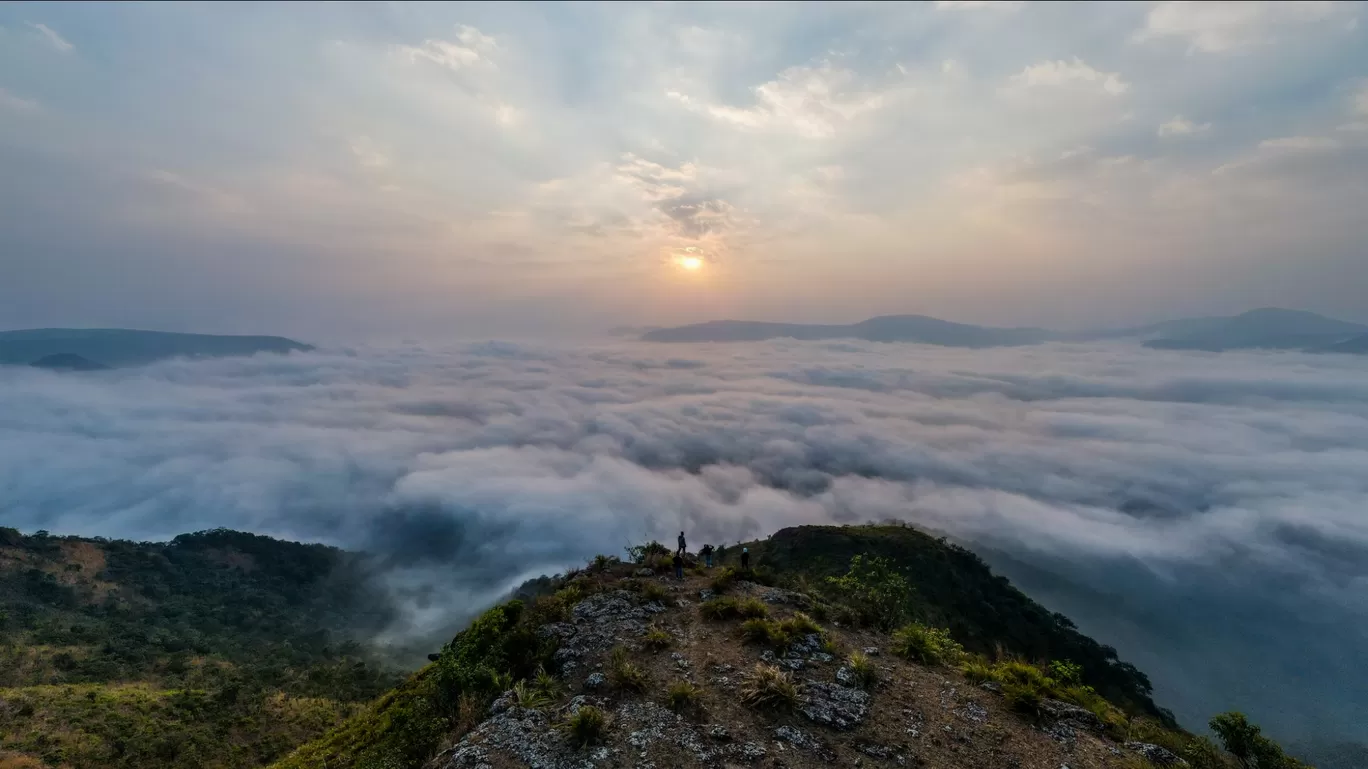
269;525;1308;769
0;328;312;368
0;527;400;769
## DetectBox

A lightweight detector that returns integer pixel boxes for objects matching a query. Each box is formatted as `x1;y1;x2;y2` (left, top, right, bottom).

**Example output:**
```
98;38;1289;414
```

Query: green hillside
0;527;401;769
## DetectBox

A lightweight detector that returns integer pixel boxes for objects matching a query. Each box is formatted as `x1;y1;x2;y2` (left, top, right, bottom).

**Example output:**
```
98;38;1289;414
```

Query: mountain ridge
0;328;313;368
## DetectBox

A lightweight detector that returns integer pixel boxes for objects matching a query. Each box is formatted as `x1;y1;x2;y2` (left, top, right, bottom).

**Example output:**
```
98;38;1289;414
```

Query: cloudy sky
2;1;1367;339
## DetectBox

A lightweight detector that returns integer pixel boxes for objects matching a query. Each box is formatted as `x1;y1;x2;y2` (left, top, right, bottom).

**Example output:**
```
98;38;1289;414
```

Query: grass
642;626;674;652
739;618;791;648
709;567;738;593
739;663;799;710
665;680;703;715
959;657;995;684
607;647;649;693
639;580;671;604
737;598;770;619
563;705;608;748
779;611;822;637
891;623;965;666
699;597;741;621
845;652;880;689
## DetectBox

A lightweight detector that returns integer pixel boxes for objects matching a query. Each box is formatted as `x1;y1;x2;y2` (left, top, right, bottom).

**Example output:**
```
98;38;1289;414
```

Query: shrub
640;581;671;605
891;623;964;666
625;541;670;564
1049;659;1084;686
1210;712;1307;769
739;663;799;710
959;657;994;685
510;679;552;709
737;598;769;619
591;554;617;573
779;611;822;637
845;652;880;689
642;626;673;652
607;647;649;693
564;705;608;747
665;680;703;714
823;554;914;630
740;618;792;648
709;567;738;593
699;597;740;621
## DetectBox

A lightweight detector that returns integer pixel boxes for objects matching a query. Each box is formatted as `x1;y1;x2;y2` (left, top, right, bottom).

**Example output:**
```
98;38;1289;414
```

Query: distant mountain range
0;328;312;369
642;308;1368;354
642;315;1052;347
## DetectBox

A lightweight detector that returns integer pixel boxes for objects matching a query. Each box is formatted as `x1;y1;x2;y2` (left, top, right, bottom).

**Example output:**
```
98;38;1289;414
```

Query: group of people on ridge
670;531;748;579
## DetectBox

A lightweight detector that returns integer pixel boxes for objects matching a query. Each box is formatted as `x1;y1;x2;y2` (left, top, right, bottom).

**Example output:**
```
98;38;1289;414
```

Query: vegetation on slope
0;527;401;769
272;525;1309;769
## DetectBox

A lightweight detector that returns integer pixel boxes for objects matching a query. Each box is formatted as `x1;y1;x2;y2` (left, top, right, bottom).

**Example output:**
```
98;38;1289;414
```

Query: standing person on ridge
672;552;684;580
677;531;687;556
740;547;750;571
701;543;714;568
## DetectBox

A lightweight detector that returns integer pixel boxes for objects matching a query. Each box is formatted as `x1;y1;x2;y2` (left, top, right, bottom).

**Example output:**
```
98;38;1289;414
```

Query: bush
564;705;608;747
625;541;669;564
665;680;703;714
591;554;617;573
739;663;799;710
640;581;671;605
959;657;994;684
1049;659;1084;686
642;627;673;652
699;597;740;621
1210;712;1307;768
709;568;737;593
740;619;791;648
823;555;914;630
607;647;649;693
891;623;964;666
779;611;822;636
845;652;880;689
737;599;769;619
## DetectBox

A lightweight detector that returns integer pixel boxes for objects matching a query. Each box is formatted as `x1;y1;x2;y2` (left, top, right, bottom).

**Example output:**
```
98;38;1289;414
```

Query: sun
679;255;704;271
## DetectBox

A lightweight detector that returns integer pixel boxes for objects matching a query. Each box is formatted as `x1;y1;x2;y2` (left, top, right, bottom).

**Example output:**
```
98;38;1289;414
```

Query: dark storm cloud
2;339;1367;744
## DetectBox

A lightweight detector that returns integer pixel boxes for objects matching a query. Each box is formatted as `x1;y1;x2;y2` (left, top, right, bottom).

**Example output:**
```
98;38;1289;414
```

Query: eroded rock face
1040;698;1104;731
1124;742;1188;766
773;725;837;761
432;701;609;769
800;681;871;730
540;591;654;675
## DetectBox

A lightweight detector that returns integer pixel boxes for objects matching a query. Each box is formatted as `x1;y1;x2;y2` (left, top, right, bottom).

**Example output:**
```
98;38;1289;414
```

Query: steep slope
1316;333;1368;354
0;328;312;367
0;528;400;769
271;526;1306;769
642;315;1052;347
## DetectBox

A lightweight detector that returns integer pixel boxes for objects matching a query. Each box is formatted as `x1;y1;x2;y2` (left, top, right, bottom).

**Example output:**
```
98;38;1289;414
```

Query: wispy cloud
1158;115;1212;137
1137;1;1341;53
1008;57;1129;95
27;21;73;52
0;86;39;112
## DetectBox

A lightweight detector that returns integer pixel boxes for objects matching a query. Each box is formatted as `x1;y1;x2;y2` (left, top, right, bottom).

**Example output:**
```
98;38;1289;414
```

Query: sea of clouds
2;338;1366;743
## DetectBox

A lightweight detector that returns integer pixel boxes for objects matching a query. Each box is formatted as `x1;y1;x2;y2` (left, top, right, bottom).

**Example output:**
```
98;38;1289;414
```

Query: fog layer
2;339;1366;743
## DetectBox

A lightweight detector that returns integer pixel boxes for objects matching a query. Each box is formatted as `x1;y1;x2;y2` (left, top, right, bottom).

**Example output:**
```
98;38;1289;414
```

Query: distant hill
1318;333;1368;354
0;328;312;368
1140;309;1367;352
642;314;1053;347
0;527;400;769
28;352;110;371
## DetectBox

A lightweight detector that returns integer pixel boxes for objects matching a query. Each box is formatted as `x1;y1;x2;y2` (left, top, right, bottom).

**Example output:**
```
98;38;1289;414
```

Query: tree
823;555;914;631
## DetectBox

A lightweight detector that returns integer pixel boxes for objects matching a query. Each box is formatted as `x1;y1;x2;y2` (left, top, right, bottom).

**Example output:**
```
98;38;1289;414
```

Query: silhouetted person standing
701;544;714;568
677;531;686;556
740;547;750;570
672;553;684;580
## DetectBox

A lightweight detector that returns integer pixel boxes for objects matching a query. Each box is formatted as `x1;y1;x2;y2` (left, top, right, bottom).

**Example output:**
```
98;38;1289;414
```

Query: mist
2;338;1367;745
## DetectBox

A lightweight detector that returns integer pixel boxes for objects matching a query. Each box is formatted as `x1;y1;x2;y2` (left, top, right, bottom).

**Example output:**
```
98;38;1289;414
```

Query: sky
1;2;1366;340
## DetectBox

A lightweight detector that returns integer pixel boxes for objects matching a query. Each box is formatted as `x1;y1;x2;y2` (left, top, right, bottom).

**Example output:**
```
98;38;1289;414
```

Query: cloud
349;136;390;170
1008;57;1129;95
401;25;497;71
3;340;1368;742
1137;1;1340;53
1158;115;1212;137
1257;136;1341;151
669;61;890;139
935;0;1024;9
0;86;39;113
28;21;73;52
